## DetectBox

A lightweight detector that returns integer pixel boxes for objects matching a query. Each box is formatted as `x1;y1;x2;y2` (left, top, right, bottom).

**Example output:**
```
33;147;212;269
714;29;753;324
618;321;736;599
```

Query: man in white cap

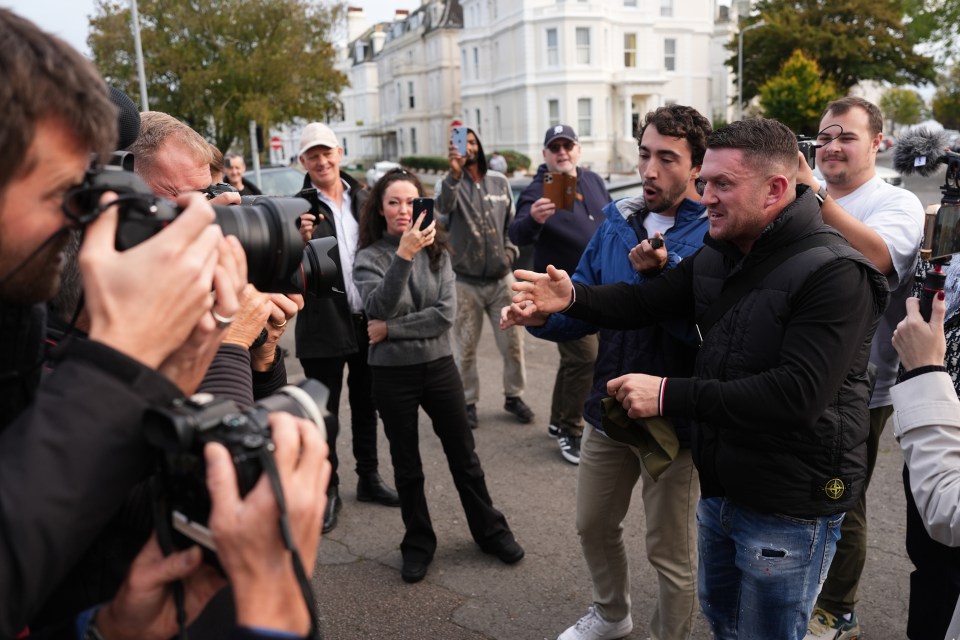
293;122;400;533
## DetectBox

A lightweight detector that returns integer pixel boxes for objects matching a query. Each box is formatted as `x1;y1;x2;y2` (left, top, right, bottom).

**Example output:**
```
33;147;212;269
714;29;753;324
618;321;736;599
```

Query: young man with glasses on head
510;125;611;464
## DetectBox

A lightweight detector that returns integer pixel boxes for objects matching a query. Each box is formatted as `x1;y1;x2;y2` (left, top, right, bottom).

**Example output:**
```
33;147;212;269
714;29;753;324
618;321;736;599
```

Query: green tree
879;87;927;133
730;0;935;110
933;65;960;130
758;50;840;134
89;0;347;153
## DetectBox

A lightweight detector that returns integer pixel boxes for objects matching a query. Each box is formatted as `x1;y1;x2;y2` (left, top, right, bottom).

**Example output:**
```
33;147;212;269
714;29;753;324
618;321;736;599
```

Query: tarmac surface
281;319;912;640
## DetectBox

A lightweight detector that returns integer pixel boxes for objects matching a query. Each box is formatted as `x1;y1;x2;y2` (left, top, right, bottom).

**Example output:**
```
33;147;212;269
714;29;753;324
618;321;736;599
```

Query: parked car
366;160;402;187
243;165;306;196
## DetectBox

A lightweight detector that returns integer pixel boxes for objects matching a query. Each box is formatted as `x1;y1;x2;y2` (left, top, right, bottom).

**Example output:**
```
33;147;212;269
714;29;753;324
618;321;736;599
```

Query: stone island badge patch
824;478;845;500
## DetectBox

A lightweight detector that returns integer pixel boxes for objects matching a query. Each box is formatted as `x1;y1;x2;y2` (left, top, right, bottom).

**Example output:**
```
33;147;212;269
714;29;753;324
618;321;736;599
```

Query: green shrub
496;149;531;174
399;156;448;172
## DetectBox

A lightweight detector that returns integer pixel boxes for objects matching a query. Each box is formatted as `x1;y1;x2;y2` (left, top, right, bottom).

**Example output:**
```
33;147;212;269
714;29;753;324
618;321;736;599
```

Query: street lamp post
130;0;149;111
737;20;766;121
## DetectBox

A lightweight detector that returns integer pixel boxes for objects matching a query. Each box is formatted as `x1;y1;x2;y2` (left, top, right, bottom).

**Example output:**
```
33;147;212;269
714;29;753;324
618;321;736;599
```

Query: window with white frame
408;81;415;109
546;28;559;66
475;108;482;134
664;38;676;71
411;127;418;154
661;0;673;17
624;33;637;67
548;99;560;127
623;0;637;5
473;47;480;79
576;27;591;64
396;82;402;111
577;98;592;137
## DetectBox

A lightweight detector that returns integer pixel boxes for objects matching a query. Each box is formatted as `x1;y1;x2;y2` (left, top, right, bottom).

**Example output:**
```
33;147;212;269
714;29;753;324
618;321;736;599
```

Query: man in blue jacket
509;125;611;464
503;105;710;640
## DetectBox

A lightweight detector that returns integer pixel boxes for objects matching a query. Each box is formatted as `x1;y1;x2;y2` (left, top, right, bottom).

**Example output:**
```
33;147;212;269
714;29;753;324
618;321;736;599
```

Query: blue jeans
697;497;844;640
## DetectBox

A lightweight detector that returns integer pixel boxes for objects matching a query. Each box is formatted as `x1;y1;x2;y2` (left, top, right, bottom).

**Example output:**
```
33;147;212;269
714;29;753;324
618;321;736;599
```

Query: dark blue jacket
509;164;610;273
529;196;708;446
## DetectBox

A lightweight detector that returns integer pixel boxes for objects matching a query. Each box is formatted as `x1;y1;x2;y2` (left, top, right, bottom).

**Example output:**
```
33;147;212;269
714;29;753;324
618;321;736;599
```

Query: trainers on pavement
804;608;860;640
466;404;478;430
558;606;632;640
548;423;561;437
504;396;534;423
558;430;581;465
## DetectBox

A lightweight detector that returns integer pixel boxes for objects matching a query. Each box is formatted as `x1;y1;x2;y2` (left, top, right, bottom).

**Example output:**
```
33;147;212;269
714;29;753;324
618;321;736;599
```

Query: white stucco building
332;1;741;173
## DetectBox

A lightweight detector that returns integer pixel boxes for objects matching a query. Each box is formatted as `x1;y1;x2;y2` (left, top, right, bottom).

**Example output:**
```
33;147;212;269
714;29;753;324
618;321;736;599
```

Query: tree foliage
933;65;960;131
902;0;960;63
89;0;347;152
729;0;935;110
879;87;927;133
758;50;839;134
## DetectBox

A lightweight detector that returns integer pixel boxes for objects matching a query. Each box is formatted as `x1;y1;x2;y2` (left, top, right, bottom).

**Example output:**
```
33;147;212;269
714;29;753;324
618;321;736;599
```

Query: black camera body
797;135;818;169
144;379;329;554
69;166;340;297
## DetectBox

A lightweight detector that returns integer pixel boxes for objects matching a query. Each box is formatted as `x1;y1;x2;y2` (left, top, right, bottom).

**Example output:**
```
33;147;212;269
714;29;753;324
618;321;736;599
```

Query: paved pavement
281;317;913;640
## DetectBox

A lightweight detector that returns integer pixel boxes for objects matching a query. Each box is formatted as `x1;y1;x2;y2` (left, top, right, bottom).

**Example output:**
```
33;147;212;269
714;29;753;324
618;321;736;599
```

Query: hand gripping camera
143;378;329;554
64;167;340;297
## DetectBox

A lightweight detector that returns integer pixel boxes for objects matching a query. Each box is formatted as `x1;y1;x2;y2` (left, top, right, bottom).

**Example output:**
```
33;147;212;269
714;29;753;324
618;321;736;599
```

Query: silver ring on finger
211;309;235;329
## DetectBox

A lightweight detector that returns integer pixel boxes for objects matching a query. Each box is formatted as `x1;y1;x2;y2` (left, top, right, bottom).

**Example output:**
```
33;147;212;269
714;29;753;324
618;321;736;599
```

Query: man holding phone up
436;124;532;429
509;125;611;464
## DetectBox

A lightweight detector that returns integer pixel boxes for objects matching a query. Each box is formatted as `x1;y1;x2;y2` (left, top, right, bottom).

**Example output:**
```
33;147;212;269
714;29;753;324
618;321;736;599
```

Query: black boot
357;471;400;507
323;485;341;533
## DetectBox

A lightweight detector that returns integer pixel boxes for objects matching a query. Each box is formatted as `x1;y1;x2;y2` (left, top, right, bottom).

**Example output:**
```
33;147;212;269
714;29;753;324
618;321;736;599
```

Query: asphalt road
281;158;946;639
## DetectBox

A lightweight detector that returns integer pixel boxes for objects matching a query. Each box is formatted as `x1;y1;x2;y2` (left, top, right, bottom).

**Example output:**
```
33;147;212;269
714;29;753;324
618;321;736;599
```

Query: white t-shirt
834;175;925;407
643;212;675;239
316;179;363;313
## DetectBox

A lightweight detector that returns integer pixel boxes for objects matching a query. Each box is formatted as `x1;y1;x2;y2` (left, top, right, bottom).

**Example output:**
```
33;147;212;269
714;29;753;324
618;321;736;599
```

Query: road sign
270;136;282;150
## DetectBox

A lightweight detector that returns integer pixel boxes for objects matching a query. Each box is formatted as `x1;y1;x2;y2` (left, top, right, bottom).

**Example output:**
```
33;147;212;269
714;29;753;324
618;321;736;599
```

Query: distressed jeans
697;497;844;640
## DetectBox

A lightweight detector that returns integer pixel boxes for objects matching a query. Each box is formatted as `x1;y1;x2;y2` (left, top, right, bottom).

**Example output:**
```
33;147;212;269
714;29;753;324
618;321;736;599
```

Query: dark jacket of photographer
0;301;182;636
293;171;369;359
563;187;890;517
509;163;611;273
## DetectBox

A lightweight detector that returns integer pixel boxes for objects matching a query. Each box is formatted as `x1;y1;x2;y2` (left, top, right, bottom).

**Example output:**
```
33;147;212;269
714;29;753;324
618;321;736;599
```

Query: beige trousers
576;424;700;640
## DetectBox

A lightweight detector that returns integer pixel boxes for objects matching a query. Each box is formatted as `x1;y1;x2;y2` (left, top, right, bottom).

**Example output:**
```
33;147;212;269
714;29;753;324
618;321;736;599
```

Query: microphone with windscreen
107;86;141;170
893;128;960;177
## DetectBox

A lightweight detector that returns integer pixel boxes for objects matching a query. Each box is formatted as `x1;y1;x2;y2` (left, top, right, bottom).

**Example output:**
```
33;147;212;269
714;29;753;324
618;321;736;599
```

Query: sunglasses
547;141;575;153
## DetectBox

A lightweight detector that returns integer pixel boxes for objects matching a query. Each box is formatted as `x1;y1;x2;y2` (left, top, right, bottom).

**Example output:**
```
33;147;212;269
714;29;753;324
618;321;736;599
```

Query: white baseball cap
298;122;341;157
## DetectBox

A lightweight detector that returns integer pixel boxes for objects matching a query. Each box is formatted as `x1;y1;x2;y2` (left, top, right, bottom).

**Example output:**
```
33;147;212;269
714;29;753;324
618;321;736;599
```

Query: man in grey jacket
436;127;532;429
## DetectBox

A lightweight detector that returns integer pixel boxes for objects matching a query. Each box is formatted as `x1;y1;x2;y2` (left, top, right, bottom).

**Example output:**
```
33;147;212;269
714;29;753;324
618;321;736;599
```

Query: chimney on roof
347;6;367;43
395;9;409;21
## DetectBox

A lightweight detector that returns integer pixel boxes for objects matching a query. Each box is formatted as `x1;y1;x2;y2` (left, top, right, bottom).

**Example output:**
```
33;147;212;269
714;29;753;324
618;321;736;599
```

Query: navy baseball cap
543;124;578;148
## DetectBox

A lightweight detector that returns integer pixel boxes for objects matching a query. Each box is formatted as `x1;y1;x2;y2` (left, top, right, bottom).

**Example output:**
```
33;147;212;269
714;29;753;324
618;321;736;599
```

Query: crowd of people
7;6;960;640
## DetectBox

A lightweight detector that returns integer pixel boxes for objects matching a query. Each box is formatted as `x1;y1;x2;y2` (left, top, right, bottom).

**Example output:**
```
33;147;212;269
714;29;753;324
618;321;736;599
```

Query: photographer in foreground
0;9;324;638
891;293;960;639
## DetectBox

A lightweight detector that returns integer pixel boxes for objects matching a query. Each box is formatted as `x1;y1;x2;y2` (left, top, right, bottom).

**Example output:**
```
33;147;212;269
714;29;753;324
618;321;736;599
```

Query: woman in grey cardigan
353;170;523;584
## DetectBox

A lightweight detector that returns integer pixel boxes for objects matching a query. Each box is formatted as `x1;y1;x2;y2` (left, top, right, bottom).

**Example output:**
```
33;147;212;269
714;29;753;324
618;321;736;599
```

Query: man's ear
766;174;790;204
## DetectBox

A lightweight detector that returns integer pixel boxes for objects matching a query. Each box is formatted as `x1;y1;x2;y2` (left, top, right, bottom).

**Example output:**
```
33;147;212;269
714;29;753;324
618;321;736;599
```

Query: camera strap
258;446;324;640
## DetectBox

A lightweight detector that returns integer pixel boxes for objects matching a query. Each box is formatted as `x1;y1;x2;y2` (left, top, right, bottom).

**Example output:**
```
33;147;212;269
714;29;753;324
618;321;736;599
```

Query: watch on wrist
815;184;827;204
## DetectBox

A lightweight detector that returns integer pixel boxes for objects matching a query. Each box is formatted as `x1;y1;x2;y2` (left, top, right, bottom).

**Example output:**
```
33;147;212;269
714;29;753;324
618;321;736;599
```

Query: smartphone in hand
451;126;468;156
414;197;434;229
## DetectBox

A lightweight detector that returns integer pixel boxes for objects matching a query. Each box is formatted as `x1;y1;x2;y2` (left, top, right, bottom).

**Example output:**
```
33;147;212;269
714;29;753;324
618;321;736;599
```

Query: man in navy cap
509;125;611;464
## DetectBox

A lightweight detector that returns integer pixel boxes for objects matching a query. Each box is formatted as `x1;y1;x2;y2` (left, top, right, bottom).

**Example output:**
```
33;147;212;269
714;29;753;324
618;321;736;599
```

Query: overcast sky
2;0;421;57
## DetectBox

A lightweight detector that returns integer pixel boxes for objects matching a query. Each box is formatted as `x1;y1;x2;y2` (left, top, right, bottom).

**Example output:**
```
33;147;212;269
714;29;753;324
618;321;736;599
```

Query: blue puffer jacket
529;196;708;446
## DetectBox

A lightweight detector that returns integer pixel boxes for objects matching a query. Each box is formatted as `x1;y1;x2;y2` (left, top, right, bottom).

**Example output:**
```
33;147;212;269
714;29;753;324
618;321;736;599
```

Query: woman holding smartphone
353;169;524;584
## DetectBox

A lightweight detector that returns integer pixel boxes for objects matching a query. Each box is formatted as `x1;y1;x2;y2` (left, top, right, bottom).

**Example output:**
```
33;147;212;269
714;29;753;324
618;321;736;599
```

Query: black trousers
299;315;379;488
371;356;512;563
903;464;960;639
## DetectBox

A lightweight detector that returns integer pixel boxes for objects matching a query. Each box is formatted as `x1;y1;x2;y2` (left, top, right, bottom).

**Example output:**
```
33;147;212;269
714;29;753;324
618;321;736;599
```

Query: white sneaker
558;606;633;640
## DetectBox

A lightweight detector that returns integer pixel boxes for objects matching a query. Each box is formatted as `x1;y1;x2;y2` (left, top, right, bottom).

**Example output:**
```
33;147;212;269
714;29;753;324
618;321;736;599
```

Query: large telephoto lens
212;197;338;296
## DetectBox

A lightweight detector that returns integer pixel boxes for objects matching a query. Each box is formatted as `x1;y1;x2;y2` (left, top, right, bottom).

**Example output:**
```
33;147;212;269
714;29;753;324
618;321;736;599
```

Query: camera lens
212;197;339;296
